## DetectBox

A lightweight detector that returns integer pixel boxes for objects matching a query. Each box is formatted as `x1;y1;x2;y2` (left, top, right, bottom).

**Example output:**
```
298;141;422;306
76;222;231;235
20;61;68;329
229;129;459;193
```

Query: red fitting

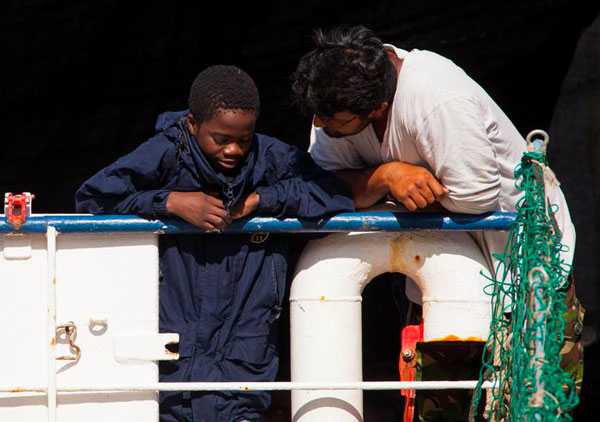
399;320;424;422
4;192;32;230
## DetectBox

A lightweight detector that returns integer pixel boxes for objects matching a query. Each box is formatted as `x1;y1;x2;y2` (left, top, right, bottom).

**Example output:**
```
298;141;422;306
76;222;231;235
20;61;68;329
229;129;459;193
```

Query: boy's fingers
206;214;228;230
208;205;228;220
206;195;227;209
198;221;216;231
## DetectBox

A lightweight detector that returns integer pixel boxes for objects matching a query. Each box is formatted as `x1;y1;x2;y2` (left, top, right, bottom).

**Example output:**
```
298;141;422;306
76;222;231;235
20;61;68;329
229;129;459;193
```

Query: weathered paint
426;335;487;342
290;231;492;422
0;212;517;234
1;232;161;420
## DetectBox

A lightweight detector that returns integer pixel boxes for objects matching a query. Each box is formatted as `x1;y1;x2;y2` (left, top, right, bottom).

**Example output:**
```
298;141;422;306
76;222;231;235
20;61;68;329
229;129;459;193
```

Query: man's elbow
440;183;502;214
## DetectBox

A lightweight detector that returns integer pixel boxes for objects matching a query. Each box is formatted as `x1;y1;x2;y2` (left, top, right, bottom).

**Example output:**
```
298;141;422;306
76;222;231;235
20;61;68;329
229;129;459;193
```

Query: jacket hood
155;109;259;209
155;110;190;133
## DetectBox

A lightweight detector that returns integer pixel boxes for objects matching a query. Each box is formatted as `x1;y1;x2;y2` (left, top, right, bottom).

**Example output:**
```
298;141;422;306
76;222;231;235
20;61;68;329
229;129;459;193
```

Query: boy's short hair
292;25;396;118
188;65;260;123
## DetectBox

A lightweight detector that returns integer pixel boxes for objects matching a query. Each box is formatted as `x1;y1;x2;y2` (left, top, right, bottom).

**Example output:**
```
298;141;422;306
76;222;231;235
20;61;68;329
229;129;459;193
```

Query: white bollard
290;231;492;422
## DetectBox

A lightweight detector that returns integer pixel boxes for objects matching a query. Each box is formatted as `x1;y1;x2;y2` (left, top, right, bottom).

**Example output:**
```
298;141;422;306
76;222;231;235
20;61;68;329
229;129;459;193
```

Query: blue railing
0;212;516;234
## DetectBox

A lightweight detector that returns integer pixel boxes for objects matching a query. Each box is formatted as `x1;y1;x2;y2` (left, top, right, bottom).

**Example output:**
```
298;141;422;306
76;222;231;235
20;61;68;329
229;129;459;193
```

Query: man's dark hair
188;65;260;123
292;25;397;118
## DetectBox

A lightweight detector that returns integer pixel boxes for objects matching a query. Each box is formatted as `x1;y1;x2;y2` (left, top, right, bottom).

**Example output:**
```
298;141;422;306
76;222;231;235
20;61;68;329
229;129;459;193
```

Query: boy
76;65;354;422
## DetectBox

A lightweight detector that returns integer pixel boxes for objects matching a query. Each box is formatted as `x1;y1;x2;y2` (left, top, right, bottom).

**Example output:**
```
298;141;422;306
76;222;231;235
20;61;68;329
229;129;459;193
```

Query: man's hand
229;192;260;219
382;162;449;211
166;191;228;230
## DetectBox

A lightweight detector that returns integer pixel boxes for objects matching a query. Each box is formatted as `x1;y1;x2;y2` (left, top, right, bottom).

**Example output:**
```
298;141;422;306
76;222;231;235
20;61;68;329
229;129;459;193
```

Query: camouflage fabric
416;342;485;422
560;279;585;401
409;279;584;421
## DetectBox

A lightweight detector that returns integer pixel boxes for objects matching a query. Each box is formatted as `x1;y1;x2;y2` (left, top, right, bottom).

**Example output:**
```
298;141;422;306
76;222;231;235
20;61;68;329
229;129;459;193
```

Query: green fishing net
471;140;578;421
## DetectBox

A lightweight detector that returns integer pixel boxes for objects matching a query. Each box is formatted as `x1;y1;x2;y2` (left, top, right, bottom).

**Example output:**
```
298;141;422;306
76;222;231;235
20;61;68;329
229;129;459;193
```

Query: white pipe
290;231;492;422
46;226;57;422
0;380;496;394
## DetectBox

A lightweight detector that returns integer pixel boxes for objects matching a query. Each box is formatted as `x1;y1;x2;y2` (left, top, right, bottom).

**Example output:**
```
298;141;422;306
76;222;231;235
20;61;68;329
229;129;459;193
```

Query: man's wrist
378;162;396;192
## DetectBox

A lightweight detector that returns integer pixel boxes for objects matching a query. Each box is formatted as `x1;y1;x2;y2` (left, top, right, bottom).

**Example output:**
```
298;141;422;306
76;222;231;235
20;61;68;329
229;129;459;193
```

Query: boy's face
188;109;256;172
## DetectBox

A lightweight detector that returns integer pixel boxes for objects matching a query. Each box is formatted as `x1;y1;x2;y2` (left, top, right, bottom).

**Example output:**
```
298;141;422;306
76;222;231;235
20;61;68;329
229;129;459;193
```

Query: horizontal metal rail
0;212;516;234
0;380;495;395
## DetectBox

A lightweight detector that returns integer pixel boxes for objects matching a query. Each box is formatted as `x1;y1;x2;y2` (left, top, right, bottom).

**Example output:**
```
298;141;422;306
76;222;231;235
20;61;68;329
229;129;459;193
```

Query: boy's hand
229;192;260;219
382;162;449;211
166;191;229;230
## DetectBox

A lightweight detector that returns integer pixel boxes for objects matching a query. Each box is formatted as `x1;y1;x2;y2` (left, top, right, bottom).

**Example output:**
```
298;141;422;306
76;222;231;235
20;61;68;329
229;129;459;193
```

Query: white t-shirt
309;46;576;301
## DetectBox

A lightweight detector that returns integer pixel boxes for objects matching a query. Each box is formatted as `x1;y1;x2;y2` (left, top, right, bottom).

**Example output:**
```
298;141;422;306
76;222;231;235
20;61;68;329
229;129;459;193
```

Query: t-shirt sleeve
308;124;366;171
415;96;502;214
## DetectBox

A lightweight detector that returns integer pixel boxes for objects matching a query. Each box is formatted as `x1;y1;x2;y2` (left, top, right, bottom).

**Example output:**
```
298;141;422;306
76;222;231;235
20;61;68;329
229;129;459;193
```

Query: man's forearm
334;166;390;209
334;162;449;211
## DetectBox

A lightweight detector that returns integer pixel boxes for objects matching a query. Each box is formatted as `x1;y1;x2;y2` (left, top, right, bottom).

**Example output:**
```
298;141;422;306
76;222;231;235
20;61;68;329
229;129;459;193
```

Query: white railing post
46;226;57;422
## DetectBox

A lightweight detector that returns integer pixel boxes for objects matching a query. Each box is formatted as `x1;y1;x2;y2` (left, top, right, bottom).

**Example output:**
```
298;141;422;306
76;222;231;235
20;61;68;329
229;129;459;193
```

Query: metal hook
525;130;550;155
56;321;81;361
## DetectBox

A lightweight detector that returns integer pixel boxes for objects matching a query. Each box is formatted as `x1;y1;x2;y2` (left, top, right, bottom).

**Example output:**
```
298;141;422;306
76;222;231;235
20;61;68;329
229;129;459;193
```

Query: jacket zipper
223;182;234;223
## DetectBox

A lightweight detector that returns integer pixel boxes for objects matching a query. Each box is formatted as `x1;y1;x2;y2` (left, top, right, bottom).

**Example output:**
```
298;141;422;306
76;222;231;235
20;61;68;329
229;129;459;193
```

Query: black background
2;1;599;420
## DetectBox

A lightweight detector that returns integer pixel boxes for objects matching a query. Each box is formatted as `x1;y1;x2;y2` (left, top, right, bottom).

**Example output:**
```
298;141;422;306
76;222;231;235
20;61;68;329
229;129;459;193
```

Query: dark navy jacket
75;111;354;422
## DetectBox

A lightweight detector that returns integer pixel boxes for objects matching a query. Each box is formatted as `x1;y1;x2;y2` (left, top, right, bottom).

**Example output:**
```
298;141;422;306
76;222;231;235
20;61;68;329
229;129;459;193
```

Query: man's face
188;109;256;172
314;111;371;138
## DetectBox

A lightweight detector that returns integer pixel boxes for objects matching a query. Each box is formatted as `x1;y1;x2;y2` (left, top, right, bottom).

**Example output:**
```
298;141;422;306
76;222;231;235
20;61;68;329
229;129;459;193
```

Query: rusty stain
427;335;486;342
10;389;25;393
390;238;407;271
320;295;325;301
52;278;56;285
414;255;421;262
241;386;250;391
50;337;56;347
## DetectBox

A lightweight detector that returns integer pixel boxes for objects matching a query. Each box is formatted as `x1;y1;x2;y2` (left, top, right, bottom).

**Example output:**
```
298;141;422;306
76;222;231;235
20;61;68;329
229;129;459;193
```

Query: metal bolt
402;349;414;361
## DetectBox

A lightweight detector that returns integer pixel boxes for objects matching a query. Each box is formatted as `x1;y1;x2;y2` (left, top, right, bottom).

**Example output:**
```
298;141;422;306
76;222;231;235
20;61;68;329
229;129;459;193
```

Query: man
292;25;582;420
